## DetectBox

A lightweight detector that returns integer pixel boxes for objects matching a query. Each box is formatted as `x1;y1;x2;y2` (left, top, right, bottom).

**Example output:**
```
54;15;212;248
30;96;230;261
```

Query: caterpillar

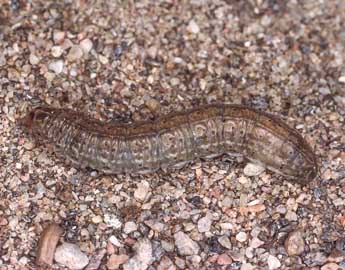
20;104;318;183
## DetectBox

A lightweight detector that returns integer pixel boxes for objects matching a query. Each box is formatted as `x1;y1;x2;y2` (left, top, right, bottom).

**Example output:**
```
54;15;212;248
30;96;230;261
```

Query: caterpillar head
19;106;53;136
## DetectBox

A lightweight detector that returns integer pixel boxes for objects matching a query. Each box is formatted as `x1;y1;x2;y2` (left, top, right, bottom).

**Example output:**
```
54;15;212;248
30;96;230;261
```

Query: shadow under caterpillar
20;104;318;183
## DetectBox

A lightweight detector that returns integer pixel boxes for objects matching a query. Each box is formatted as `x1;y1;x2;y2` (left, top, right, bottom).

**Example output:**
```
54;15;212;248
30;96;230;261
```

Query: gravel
1;1;345;269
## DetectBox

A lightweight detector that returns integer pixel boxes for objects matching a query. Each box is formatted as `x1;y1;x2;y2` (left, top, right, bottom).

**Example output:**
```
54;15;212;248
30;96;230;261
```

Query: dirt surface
0;1;345;269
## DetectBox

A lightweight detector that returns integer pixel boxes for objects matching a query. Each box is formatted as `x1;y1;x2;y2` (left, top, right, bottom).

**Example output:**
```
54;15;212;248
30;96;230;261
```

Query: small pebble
284;230;305;256
54;243;89;270
174;231;200;256
217;253;232;265
53;31;65;44
249;237;264;249
107;254;129;270
108;235;123;248
48;60;64;74
99;54;109;64
187;19;200;34
241;263;255;270
67;45;83;62
338;76;345;83
243;163;265;176
123;239;152;270
328;248;345;262
157;256;176;270
267;255;281;270
0;53;6;66
124;221;138;234
29;53;40;65
197;215;212;233
236;232;247;242
51;46;64;57
80;38;93;54
218;236;232;249
145;98;160;113
92;215;103;224
134;180;151;202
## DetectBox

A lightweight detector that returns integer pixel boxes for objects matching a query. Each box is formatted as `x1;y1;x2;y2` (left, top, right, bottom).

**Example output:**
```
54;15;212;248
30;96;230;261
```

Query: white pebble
338;76;345;83
51;46;63;57
197;215;212;233
236;231;247;242
267;255;281;270
99;54;109;64
123;239;152;270
124;221;138;234
174;231;200;256
108;235;123;247
134;180;151;202
0;53;6;66
241;263;255;270
243;163;265;176
104;214;122;229
53;31;65;44
48;60;64;74
187;19;200;34
54;243;89;270
218;236;232;249
67;45;83;62
29;53;40;65
80;38;93;54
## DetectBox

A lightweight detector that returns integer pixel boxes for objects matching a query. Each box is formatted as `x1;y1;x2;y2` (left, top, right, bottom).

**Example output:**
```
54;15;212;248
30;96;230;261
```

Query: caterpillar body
21;104;318;183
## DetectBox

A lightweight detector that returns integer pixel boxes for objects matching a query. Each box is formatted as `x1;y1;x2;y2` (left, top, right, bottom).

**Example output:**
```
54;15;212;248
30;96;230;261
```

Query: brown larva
20;104;319;183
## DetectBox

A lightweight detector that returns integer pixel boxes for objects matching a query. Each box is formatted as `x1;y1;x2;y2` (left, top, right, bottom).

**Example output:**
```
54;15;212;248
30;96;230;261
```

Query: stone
104;214;122;229
267;255;281;270
174;231;200;256
321;262;340;270
187;19;200;34
99;54;109;64
197;215;212;233
285;230;305;256
134;180;151;202
236;231;247;242
92;215;103;224
53;31;65;44
107;254;129;270
338;76;345;83
80;38;93;54
217;253;232;265
145;98;160;113
123;239;152;270
0;53;6;66
249;237;264;249
86;249;106;270
243;163;265;176
54;243;89;270
157;256;176;270
48;60;64;74
285;210;298;221
241;263;255;270
218;236;232;249
328;248;345;262
124;221;138;234
29;53;40;65
144;220;165;232
51;46;63;57
108;235;123;247
67;45;83;62
161;240;174;252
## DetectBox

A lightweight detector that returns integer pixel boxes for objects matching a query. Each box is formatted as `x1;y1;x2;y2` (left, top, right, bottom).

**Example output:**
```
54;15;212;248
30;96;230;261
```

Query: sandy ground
0;1;345;269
